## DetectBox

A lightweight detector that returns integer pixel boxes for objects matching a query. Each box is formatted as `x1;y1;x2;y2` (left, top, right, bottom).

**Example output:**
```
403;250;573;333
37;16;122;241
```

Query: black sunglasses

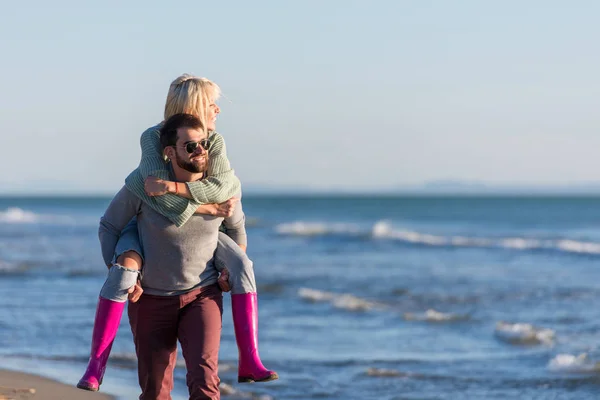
178;139;211;154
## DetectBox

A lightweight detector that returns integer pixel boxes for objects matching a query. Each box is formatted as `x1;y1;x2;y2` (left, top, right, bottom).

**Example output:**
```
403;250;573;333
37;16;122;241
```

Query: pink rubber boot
232;293;278;383
77;297;125;391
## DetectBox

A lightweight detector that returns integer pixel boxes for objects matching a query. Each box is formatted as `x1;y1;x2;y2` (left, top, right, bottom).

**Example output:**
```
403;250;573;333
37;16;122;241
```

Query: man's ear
164;146;175;160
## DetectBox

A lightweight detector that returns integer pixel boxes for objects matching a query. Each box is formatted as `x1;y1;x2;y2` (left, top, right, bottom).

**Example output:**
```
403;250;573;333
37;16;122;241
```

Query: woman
77;74;278;392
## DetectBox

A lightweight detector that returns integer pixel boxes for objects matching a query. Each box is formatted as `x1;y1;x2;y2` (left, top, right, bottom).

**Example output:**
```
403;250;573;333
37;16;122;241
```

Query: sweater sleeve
137;125;171;181
221;194;248;247
125;125;197;227
185;132;241;204
98;186;142;267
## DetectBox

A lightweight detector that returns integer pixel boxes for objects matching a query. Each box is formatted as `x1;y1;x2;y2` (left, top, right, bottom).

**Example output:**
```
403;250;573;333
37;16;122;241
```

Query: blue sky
1;1;598;194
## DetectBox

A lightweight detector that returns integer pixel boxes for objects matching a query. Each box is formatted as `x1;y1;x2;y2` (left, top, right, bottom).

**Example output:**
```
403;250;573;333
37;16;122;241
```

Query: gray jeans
115;218;256;294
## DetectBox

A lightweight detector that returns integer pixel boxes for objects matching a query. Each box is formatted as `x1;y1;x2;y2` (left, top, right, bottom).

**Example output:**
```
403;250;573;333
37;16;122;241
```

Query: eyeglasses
178;139;211;154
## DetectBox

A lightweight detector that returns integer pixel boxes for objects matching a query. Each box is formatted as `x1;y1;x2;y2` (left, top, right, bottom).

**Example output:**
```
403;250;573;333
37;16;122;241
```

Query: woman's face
206;101;220;131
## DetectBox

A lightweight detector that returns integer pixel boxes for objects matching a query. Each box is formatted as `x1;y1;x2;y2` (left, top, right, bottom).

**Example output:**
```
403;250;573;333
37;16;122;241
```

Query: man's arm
99;186;142;267
215;196;247;291
221;194;247;251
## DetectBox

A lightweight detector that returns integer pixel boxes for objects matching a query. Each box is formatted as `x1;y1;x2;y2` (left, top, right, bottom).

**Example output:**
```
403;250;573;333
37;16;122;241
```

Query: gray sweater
99;186;247;296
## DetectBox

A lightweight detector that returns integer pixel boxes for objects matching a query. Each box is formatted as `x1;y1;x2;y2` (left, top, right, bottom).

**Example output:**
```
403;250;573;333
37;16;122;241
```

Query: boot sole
76;383;99;392
238;372;279;383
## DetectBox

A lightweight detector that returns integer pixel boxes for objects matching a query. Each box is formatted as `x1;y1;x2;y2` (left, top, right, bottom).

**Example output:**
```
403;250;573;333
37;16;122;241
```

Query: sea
1;195;600;399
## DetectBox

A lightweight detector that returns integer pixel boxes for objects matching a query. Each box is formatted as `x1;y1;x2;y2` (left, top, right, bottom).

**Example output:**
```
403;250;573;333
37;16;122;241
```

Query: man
98;113;246;399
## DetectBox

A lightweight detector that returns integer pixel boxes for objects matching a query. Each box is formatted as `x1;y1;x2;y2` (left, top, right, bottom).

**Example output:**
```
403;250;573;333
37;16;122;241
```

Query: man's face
172;127;209;173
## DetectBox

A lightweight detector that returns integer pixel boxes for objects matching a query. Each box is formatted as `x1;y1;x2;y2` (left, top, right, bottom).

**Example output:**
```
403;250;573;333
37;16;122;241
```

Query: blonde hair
163;74;221;132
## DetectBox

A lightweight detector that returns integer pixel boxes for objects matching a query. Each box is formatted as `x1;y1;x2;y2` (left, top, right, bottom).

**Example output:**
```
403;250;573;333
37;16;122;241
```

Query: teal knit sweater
125;124;241;227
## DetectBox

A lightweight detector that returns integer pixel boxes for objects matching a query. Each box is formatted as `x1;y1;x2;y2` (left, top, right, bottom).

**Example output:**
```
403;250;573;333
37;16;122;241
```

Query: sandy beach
0;369;114;400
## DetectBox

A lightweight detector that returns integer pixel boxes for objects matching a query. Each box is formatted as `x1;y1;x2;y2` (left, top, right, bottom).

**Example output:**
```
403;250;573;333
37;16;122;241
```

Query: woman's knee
116;251;142;270
100;264;140;302
239;254;254;275
228;251;253;274
227;255;257;294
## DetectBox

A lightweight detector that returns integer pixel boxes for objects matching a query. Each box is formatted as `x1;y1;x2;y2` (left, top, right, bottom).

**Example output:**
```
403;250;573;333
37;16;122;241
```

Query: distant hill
396;180;600;195
239;181;600;196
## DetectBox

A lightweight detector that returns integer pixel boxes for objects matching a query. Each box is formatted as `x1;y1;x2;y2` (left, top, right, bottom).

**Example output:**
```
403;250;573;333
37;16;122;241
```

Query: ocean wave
4;352;235;374
219;383;237;396
494;321;555;345
257;283;285;294
3;353;89;363
0;208;40;223
548;353;600;373
0;207;77;225
0;261;102;277
245;217;261;228
365;367;411;377
218;382;272;399
276;221;361;236
403;309;470;323
108;352;142;370
67;269;105;277
0;260;31;276
0;260;13;271
298;288;379;311
364;367;483;383
276;219;600;256
217;362;237;373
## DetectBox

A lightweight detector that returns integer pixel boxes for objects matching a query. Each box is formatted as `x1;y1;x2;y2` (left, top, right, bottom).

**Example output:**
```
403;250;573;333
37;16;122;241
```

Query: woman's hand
128;280;144;303
214;198;239;218
145;176;172;197
218;268;231;292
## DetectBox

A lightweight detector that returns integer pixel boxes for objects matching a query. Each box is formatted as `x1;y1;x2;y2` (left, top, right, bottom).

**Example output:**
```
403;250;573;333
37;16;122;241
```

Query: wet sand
0;369;114;400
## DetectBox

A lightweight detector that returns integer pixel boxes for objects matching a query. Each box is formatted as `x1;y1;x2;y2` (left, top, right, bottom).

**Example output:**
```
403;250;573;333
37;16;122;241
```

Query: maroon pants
128;284;223;400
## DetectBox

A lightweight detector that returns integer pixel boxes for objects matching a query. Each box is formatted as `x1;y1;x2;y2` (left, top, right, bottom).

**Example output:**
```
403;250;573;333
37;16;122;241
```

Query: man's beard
175;153;206;174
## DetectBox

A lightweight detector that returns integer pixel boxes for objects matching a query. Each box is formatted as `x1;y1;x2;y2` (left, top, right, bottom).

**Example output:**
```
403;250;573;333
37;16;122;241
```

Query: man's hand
218;268;231;292
145;176;171;197
128;280;144;302
214;198;239;218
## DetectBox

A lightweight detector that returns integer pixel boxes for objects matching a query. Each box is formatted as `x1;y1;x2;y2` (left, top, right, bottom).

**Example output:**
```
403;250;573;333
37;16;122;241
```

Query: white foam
276;222;328;235
277;220;600;257
276;221;361;236
494;321;555;345
548;353;600;373
0;207;77;225
332;294;377;311
501;238;540;250
404;309;468;322
298;288;335;302
218;383;237;395
298;288;377;311
372;220;393;237
556;240;600;255
376;227;495;248
217;362;236;373
0;207;39;223
374;225;447;246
